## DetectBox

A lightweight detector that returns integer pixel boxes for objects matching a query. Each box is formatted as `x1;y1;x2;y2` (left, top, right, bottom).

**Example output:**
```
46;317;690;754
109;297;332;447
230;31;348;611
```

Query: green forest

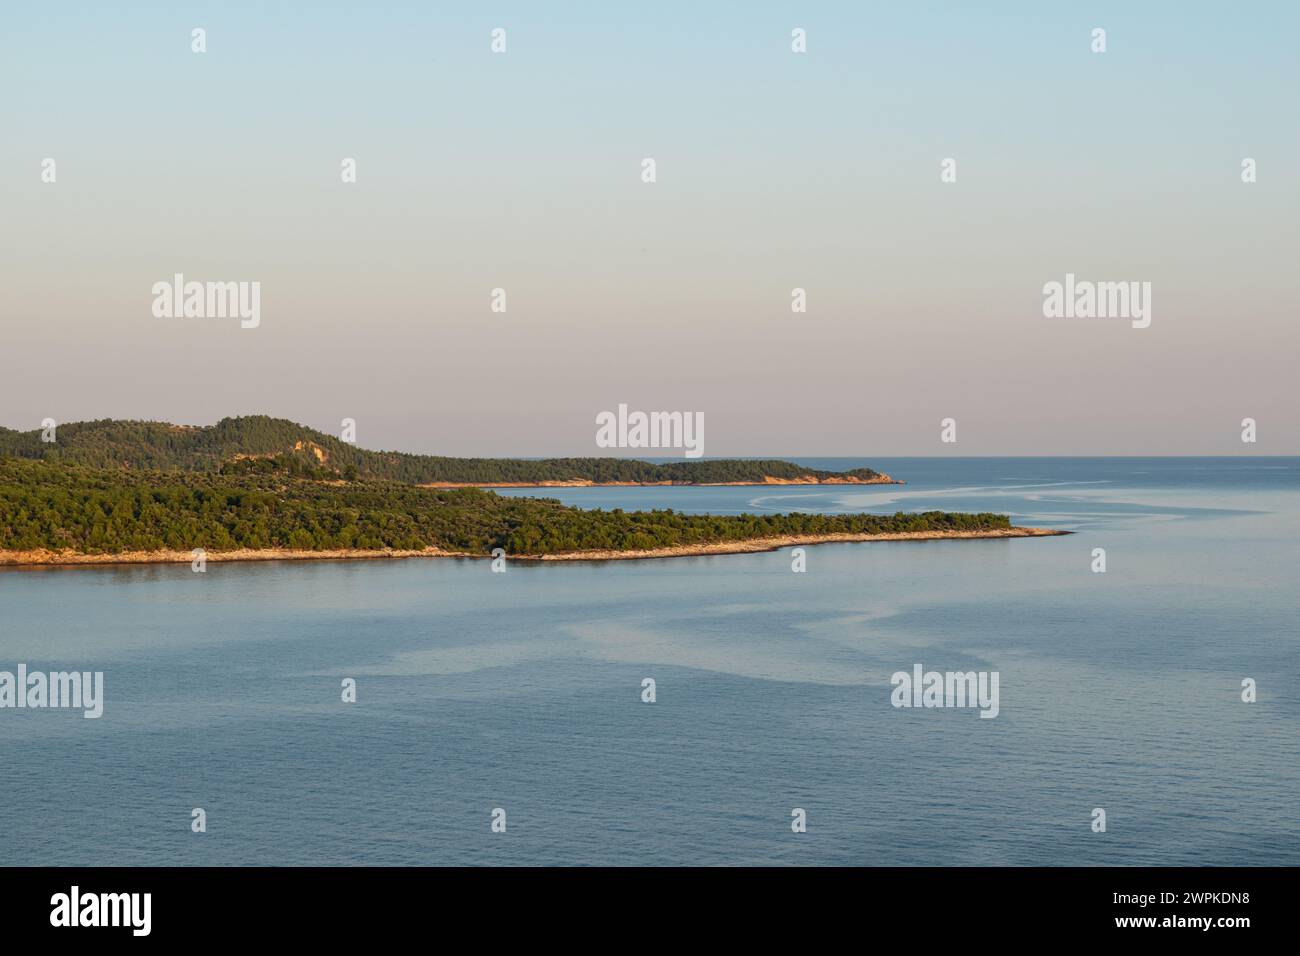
0;416;886;484
0;458;1010;556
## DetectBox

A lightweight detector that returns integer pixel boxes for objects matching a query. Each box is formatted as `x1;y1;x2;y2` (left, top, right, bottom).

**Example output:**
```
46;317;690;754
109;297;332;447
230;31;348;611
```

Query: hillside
0;458;1009;558
0;416;893;485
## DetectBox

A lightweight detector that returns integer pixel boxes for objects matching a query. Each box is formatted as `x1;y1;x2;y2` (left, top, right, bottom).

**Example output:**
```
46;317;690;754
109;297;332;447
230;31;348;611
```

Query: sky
2;2;1296;456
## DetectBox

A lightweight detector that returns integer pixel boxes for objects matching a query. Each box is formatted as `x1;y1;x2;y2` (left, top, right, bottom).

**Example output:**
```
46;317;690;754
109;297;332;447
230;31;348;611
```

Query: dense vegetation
0;416;885;485
0;459;1010;556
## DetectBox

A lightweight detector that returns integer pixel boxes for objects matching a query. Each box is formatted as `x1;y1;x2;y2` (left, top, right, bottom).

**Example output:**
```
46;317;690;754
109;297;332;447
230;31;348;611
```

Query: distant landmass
0;416;1065;565
0;416;895;486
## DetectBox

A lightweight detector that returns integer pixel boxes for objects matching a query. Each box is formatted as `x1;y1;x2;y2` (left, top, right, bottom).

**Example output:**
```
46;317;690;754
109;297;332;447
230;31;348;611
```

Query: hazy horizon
4;2;1296;456
4;412;1299;460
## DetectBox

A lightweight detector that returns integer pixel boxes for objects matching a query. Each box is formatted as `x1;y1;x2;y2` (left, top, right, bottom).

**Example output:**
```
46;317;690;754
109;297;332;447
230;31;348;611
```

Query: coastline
417;474;902;489
0;526;1067;569
534;526;1067;560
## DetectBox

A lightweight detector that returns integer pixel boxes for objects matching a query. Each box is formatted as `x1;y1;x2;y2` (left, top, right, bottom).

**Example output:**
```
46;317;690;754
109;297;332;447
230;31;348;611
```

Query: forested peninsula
0;417;1065;566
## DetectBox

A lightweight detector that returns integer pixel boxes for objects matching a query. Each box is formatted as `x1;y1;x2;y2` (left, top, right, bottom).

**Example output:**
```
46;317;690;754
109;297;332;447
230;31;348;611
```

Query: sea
1;457;1297;865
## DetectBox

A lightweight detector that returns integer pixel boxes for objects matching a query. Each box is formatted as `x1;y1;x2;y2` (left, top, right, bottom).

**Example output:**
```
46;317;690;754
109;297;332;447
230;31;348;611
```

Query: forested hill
0;458;1001;556
0;416;890;485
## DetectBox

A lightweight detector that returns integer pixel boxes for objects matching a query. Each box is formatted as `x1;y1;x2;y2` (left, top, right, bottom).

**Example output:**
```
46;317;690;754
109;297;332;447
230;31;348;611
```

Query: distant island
0;417;1066;566
0;416;898;486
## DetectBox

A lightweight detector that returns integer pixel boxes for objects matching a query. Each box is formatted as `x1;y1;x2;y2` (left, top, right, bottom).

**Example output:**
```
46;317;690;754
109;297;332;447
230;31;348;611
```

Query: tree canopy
0;458;1009;557
0;416;886;485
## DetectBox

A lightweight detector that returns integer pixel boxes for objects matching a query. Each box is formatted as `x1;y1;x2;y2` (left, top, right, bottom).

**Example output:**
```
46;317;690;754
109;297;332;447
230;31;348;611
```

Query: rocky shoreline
0;526;1066;568
418;474;902;489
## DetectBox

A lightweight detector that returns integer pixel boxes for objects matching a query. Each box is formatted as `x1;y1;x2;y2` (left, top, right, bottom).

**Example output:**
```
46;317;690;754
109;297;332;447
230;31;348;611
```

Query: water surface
2;458;1296;865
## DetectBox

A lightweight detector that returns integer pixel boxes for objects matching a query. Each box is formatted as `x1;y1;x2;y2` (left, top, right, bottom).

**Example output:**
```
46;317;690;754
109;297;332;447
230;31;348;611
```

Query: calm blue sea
2;458;1297;865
